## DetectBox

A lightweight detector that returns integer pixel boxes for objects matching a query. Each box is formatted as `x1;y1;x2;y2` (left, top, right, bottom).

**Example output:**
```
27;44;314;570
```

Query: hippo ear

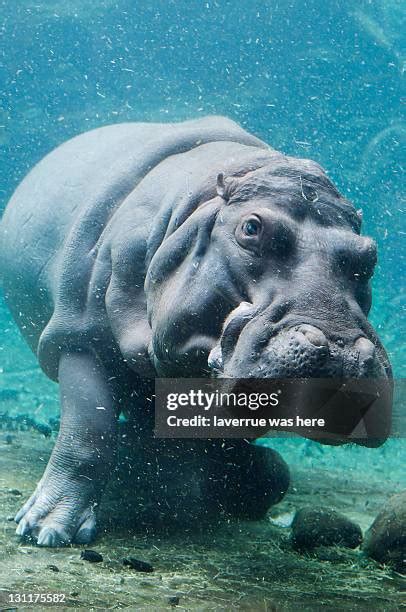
216;172;227;199
216;172;240;202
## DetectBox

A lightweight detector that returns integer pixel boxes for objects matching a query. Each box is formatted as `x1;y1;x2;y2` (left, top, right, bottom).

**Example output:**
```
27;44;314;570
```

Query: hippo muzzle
207;295;392;447
208;300;390;380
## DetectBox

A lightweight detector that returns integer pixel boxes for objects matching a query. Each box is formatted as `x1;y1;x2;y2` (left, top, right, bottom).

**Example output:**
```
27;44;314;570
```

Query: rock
363;492;406;573
269;510;295;528
80;549;103;563
122;557;154;572
47;564;60;572
8;488;22;496
168;595;180;606
291;507;363;550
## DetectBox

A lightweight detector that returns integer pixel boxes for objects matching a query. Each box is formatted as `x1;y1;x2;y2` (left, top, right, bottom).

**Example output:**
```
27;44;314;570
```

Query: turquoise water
1;1;404;415
1;0;404;375
0;1;405;608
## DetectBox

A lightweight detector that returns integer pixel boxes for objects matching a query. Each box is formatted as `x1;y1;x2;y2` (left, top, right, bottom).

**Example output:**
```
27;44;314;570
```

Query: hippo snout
208;310;392;445
246;323;337;378
262;324;380;379
209;304;388;381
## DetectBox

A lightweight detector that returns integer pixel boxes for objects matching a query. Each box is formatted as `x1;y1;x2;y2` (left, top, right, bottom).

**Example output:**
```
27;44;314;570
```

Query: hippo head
145;154;391;385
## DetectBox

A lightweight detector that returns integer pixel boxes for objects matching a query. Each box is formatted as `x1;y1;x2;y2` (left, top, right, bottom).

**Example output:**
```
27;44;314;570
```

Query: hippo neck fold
105;142;278;378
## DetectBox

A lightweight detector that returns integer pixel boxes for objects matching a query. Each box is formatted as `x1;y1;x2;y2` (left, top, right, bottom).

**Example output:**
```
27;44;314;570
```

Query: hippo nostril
297;325;328;348
354;337;375;364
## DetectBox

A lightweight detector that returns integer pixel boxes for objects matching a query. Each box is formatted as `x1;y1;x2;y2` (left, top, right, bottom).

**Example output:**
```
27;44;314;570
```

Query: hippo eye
242;217;262;237
236;215;265;253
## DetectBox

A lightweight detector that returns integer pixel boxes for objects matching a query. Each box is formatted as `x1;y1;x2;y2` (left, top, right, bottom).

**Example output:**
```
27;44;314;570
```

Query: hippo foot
15;473;97;547
204;442;290;520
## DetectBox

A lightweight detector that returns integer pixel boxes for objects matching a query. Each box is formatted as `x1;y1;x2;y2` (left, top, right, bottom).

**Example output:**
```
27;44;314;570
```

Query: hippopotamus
0;116;391;547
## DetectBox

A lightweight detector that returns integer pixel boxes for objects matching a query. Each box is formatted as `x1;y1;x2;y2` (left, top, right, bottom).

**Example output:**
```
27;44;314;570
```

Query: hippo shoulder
2;117;270;380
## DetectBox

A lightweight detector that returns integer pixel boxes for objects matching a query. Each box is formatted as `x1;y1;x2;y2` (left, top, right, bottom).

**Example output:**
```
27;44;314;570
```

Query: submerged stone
122;557;154;573
80;549;103;563
363;491;406;574
291;507;363;550
168;595;180;606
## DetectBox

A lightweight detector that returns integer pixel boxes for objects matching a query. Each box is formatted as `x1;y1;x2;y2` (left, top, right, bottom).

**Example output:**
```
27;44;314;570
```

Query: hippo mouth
207;302;390;380
206;302;392;446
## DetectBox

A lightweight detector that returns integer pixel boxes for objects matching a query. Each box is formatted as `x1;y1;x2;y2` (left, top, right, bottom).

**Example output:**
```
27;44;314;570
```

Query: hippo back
0;117;268;378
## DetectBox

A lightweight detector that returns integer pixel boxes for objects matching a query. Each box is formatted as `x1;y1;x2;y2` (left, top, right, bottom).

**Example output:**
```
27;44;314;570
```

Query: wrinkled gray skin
0;117;391;547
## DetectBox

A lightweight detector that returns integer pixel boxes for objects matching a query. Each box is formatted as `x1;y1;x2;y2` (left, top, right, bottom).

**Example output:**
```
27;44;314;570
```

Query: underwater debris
269;510;296;528
291;507;363;551
48;417;60;430
364;491;406;574
168;595;180;606
351;9;404;73
122;557;154;573
80;550;103;563
0;411;53;437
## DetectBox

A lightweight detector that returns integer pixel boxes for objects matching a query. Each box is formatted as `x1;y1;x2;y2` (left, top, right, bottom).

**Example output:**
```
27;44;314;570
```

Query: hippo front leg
15;352;118;547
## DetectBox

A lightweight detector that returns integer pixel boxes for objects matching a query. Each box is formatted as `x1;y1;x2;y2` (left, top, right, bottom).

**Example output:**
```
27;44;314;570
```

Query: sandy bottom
0;430;404;611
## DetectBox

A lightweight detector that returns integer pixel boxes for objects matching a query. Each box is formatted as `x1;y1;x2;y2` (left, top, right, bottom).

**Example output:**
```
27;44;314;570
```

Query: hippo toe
15;473;98;546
